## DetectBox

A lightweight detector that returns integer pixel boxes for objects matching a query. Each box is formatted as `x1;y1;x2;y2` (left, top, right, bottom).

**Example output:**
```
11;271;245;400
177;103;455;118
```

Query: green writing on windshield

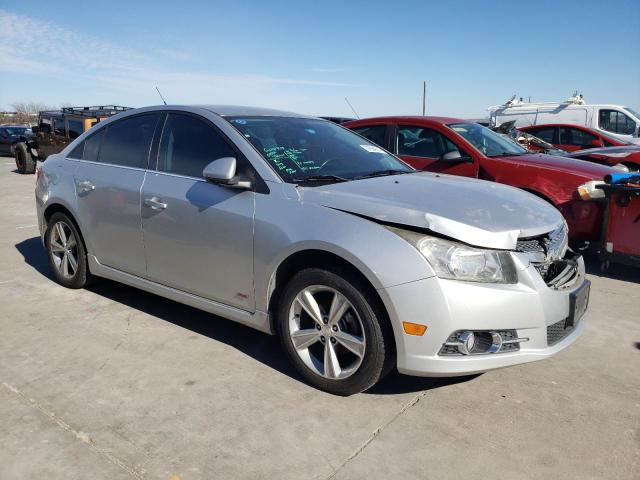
263;146;320;175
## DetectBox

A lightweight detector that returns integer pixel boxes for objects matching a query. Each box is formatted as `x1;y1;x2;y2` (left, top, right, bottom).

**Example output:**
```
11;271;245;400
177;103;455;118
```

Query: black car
0;125;32;156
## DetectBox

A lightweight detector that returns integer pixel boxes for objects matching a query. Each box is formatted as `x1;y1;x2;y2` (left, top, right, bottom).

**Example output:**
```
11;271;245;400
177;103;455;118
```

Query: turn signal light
402;322;428;336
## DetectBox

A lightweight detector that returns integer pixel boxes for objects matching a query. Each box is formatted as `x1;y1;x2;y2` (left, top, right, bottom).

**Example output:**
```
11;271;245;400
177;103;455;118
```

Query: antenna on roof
155;86;167;105
344;97;359;119
422;81;426;116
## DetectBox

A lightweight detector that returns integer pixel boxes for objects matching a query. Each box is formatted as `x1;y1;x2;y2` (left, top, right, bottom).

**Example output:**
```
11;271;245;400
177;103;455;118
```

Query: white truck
488;93;640;145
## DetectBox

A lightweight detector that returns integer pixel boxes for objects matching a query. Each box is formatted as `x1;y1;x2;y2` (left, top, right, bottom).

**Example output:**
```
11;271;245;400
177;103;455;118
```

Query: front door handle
144;196;167;210
76;179;95;194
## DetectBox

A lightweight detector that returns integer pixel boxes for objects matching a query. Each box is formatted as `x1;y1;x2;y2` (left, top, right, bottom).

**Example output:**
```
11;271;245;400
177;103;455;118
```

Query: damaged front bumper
378;251;587;377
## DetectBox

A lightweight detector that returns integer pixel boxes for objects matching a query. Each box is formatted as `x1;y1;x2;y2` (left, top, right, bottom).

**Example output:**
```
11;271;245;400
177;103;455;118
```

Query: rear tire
15;143;36;174
45;212;93;289
277;267;394;396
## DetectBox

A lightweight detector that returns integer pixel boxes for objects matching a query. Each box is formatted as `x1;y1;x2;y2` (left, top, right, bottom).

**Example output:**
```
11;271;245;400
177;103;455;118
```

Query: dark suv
0;125;32;157
14;106;130;173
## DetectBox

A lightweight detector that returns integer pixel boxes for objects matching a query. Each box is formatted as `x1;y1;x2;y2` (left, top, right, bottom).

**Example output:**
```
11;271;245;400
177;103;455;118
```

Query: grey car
36;105;589;395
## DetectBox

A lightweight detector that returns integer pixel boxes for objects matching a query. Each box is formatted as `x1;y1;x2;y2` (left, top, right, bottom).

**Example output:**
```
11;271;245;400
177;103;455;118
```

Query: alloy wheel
288;285;366;380
49;221;79;279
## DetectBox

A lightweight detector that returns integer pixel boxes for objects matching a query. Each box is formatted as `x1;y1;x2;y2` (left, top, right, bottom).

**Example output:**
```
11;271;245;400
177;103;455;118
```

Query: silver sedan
35;105;589;395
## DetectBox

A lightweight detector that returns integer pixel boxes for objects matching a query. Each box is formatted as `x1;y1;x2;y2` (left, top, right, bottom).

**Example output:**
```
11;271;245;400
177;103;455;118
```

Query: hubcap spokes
289;286;366;380
50;222;78;279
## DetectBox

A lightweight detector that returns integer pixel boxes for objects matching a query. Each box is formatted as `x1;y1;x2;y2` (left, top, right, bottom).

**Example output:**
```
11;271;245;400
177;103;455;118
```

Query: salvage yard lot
0;156;638;480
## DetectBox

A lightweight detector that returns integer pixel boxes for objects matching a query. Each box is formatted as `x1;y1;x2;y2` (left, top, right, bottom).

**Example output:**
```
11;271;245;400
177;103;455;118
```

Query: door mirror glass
203;157;252;189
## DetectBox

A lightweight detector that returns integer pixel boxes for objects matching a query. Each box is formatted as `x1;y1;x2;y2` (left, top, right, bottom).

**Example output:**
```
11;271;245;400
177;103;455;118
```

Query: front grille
516;225;577;289
547;318;576;346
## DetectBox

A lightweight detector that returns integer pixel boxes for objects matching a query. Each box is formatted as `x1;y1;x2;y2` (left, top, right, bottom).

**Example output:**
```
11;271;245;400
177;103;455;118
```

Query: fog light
457;331;475;355
439;329;529;356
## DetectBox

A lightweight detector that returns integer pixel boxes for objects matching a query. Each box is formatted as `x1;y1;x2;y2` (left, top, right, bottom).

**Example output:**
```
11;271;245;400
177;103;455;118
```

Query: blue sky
1;0;639;117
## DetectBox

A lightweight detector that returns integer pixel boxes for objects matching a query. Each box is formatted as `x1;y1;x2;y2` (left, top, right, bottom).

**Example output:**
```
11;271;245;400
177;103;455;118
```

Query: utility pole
422;81;426;116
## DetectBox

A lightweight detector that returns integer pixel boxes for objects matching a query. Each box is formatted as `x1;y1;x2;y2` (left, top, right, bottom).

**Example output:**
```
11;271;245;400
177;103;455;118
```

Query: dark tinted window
100;114;159;168
69;142;84;159
83;128;105;162
397;126;461;158
158;113;235;178
599;109;636;135
53;118;66;136
68;120;83;139
531;127;555;143
561;127;598;147
352;125;387;148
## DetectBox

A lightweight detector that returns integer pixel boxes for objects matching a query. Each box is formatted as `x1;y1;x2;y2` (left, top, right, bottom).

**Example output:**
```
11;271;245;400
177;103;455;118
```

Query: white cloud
0;9;361;109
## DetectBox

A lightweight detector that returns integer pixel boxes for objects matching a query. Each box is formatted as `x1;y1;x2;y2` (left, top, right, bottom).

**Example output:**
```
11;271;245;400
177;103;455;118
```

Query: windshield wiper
355;169;412;179
292;174;350;184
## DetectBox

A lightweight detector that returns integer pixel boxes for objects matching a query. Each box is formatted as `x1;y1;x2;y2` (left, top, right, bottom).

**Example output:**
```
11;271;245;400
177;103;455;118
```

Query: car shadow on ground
14;235;471;395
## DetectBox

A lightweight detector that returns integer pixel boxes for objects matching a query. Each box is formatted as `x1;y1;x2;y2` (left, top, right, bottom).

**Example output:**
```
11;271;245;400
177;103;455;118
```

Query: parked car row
489;93;640;145
343;116;612;244
36;105;593;395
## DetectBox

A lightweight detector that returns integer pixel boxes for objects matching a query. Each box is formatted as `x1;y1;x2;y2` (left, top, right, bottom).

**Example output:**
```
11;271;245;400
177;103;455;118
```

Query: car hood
566;146;640;157
300;172;564;250
495;153;615;177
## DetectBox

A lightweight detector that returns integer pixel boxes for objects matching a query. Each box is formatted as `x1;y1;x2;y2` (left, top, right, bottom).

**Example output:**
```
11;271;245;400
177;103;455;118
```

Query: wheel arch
43;203;90;258
266;249;392;340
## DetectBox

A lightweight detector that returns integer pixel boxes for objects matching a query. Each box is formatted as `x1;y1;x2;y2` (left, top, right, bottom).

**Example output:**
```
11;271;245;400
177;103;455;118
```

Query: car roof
344;116;466;126
197;105;312;118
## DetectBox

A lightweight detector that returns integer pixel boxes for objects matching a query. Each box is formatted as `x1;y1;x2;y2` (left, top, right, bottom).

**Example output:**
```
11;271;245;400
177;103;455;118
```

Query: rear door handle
144;196;167;210
76;179;95;194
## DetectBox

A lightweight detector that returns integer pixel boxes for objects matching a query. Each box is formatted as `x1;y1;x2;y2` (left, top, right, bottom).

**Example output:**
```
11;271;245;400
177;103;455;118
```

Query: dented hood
300;172;564;250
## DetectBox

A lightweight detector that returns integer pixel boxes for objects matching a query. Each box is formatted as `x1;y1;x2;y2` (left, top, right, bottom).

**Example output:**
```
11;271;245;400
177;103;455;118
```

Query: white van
489;94;640;145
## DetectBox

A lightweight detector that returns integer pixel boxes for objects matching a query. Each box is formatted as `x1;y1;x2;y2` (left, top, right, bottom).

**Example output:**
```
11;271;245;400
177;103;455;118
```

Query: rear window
99;114;159;168
82;129;105;162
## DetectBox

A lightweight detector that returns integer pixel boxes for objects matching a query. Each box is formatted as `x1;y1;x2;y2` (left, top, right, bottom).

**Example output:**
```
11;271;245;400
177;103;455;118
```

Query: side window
531;127;555;143
68;120;83;139
82;128;105;162
157;113;236;178
99;114;159;168
53;118;66;136
68;142;84;159
599;109;636;135
351;125;387;148
397;126;460;158
564;128;598;147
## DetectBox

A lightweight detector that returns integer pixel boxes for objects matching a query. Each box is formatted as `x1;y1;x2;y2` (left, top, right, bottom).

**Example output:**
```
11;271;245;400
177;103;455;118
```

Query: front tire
45;213;93;289
277;267;393;396
15;143;36;174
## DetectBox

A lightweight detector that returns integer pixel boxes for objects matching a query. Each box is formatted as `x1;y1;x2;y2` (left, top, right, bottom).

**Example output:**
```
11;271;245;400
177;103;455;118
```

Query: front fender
253;192;435;313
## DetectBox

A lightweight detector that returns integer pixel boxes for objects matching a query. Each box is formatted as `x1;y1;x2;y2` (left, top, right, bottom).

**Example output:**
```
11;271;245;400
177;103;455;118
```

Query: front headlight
577;180;606;200
387;227;517;284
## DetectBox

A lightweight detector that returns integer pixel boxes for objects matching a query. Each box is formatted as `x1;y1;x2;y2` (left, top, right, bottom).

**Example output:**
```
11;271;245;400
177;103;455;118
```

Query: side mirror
440;150;470;162
203;157;252;190
30;126;39;134
589;139;601;148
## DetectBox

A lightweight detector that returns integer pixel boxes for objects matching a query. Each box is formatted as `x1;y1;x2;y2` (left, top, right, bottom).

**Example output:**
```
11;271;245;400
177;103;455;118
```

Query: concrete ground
0;156;638;480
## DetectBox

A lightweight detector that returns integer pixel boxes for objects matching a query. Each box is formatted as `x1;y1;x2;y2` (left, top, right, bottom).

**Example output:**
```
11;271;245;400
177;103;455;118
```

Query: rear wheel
15;143;36;174
45;213;93;289
277;267;393;396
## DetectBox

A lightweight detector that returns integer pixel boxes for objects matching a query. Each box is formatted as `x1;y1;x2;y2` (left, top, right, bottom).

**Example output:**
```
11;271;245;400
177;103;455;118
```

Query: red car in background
344;117;615;243
519;124;640;170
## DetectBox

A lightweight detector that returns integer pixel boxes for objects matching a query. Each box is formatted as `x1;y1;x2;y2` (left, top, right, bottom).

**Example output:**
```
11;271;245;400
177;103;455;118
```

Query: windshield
624;107;640;120
449;122;527;157
2;127;27;136
227;117;412;183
